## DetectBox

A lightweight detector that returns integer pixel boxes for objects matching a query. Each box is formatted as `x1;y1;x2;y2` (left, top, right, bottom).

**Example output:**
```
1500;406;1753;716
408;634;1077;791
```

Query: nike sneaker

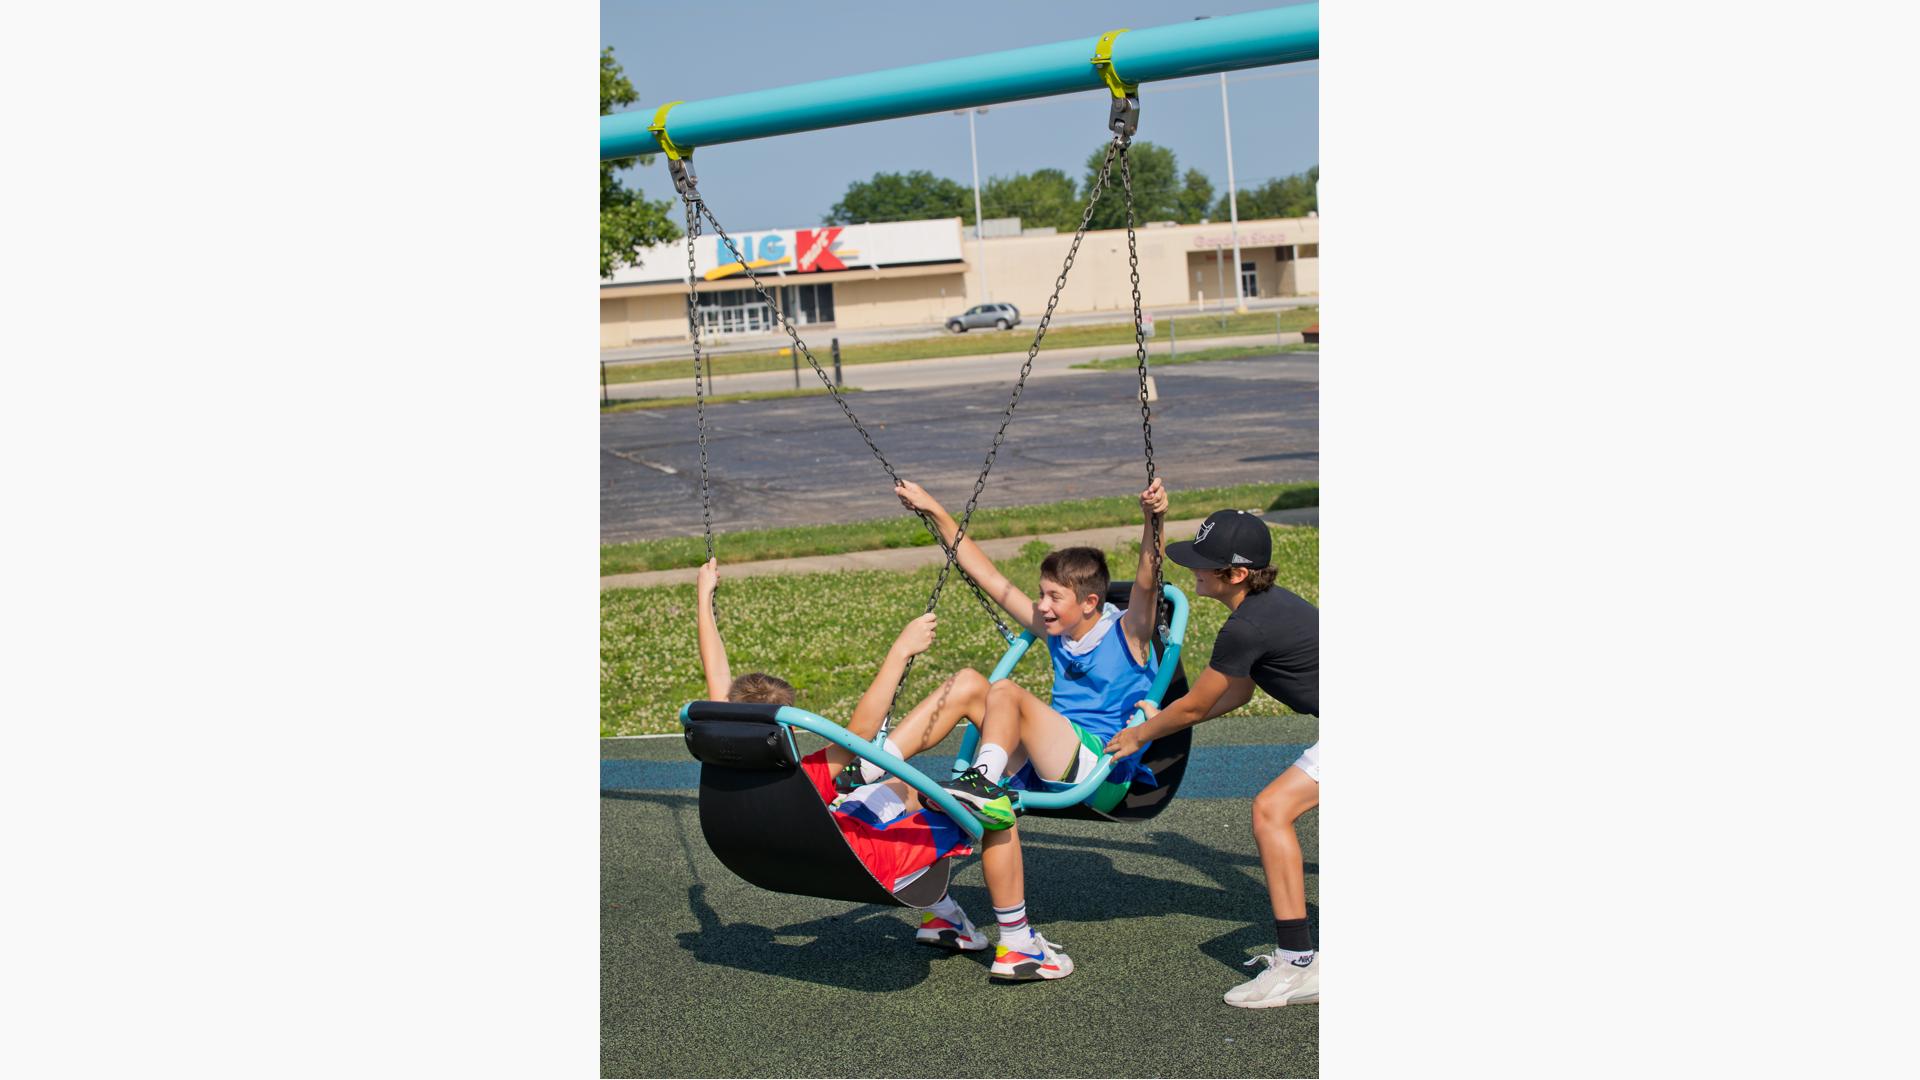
915;913;988;952
938;767;1015;830
989;934;1074;982
1224;950;1319;1008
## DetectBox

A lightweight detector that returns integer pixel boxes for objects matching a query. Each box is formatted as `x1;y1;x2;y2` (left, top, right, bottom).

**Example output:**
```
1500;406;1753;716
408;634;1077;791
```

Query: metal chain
691;202;1012;640
1120;143;1165;630
672;133;1131;727
681;186;720;629
871;133;1138;725
694;200;1025;738
686;202;714;563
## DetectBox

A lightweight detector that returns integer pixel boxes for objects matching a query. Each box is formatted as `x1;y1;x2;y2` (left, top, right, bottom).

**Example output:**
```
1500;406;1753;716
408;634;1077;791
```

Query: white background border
5;1;1917;1076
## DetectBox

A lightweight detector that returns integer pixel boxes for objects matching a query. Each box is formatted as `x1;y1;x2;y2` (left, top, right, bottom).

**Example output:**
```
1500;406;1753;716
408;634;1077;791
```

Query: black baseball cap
1165;509;1272;571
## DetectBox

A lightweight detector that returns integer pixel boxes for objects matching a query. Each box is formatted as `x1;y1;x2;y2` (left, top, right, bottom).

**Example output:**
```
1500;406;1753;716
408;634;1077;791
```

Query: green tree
600;47;681;279
981;168;1080;232
1214;165;1319;221
825;171;974;225
1175;168;1216;224
1081;141;1182;231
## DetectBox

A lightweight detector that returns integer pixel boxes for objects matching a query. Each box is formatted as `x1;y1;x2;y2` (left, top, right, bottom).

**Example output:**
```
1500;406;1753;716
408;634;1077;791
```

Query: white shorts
1292;742;1320;783
832;779;909;823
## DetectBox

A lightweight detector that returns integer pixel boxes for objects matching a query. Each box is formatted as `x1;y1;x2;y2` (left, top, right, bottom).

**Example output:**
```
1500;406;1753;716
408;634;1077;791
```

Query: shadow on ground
601;718;1318;1078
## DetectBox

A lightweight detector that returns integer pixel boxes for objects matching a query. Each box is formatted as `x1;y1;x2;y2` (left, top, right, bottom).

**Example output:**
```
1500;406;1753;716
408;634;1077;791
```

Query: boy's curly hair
728;672;796;706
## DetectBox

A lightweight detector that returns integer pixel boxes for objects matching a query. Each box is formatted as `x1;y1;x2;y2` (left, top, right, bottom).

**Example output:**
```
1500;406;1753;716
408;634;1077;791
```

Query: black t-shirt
1208;586;1319;716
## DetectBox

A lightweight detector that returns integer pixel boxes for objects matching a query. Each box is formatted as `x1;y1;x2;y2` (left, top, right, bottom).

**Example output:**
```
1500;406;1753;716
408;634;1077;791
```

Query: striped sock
925;893;969;928
994;902;1034;952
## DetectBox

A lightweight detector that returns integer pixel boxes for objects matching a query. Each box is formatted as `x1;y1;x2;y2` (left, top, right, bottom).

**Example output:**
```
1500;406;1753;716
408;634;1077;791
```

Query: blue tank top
1047;607;1159;786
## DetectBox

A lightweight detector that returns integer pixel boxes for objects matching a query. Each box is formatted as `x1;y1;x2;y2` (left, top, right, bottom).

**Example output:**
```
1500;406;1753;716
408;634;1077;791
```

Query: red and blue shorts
799;749;974;890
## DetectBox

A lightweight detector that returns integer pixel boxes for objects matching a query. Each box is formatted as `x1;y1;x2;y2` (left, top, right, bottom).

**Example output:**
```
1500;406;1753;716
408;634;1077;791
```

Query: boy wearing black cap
1103;507;1320;1010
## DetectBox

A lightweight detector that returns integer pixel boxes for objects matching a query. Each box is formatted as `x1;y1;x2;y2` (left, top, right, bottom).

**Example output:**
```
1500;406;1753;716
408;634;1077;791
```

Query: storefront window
696;287;773;335
780;283;835;326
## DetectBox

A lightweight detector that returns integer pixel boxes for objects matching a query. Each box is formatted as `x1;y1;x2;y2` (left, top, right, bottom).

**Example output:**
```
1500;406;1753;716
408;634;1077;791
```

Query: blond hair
727;672;796;706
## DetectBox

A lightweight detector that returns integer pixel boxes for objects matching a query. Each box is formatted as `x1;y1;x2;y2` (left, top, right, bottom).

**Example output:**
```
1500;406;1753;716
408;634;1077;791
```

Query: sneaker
938;767;1016;830
1224;950;1319;1008
833;758;869;795
989;934;1074;982
915;913;988;952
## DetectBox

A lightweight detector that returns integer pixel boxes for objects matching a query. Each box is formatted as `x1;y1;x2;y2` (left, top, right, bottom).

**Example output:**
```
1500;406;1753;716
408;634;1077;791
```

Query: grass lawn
1071;342;1320;371
599;386;858;414
602;306;1319;385
600;481;1318;577
601;526;1317;736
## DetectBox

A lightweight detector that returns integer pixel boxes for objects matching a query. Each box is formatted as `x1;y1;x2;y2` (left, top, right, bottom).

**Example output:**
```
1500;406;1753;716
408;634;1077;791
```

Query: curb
601;506;1317;590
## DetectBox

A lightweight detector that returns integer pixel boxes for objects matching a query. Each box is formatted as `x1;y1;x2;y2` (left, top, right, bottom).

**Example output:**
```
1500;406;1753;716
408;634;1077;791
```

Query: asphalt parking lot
600;352;1317;543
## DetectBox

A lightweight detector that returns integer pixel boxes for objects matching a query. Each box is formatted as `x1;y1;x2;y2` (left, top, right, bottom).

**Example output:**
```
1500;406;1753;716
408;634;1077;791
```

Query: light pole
1220;71;1246;313
958;106;990;303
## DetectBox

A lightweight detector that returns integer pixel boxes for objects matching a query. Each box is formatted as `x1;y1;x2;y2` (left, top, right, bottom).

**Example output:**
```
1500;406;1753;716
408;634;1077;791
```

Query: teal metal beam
601;4;1317;161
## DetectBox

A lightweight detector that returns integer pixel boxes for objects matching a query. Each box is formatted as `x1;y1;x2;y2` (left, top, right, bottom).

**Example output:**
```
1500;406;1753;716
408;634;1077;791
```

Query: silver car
946;302;1022;333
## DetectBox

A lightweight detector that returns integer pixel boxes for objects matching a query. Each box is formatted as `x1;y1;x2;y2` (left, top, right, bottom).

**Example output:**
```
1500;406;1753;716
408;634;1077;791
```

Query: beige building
599;215;1317;349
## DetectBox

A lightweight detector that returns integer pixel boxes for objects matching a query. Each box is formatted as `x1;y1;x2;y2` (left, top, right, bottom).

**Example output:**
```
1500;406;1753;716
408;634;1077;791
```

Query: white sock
975;743;1011;784
924;893;970;928
994;902;1035;951
859;737;905;784
1276;948;1315;965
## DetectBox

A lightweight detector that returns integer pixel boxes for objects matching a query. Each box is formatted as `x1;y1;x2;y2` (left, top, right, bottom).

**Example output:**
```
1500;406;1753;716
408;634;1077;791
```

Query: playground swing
667;48;1196;904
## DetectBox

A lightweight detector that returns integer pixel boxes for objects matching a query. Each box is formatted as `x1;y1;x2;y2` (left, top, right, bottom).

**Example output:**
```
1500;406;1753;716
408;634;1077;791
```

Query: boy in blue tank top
892;477;1168;818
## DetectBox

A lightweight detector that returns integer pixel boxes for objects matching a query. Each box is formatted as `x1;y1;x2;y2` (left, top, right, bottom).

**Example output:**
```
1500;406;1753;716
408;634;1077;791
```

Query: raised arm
894;480;1042;635
1103;667;1256;759
1122;477;1169;662
694;559;732;701
846;613;939;741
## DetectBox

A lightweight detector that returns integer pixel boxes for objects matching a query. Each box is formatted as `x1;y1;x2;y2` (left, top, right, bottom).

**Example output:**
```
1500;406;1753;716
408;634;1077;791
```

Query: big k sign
706;227;853;279
604;218;964;285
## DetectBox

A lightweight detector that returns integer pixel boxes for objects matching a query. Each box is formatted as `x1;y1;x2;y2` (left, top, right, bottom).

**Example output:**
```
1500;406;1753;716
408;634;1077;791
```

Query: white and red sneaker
915;913;988;952
989;934;1074;981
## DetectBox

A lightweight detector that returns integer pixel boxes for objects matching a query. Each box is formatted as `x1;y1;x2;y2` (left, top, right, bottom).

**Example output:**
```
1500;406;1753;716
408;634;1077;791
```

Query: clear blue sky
601;0;1318;232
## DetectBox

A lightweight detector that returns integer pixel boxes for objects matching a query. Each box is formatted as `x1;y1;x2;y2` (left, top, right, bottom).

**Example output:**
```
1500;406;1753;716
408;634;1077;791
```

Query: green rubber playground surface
602;713;1319;1078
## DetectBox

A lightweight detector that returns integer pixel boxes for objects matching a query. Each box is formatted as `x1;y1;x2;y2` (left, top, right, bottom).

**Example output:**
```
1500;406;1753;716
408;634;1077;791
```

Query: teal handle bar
950;583;1191;812
678;701;986;841
602;5;1317;161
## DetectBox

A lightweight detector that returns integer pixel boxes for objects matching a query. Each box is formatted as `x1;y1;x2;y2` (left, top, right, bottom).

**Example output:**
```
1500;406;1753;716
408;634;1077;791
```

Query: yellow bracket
1091;29;1135;98
649;100;690;160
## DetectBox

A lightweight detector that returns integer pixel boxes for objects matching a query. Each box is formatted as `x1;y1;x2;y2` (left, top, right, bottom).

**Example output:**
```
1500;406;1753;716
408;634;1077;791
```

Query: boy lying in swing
891;477;1169;818
694;559;1075;981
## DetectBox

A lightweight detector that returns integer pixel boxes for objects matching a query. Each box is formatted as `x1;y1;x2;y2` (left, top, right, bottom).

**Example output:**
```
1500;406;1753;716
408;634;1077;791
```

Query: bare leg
979;825;1024;912
982;679;1084;780
825;667;988;772
892;668;989;810
888;668;988;756
1253;766;1319;920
